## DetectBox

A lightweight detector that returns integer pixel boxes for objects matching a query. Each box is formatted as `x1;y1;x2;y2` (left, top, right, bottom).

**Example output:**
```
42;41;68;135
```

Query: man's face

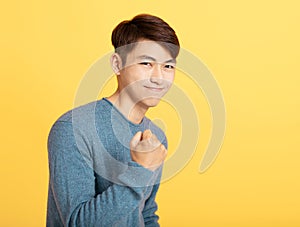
117;40;176;108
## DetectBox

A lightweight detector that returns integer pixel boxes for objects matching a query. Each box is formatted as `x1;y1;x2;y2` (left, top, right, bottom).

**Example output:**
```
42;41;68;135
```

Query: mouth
144;86;164;92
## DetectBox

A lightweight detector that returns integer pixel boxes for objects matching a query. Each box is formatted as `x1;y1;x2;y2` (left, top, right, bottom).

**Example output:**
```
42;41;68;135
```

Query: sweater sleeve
47;121;159;227
142;179;160;226
142;135;167;227
143;131;168;227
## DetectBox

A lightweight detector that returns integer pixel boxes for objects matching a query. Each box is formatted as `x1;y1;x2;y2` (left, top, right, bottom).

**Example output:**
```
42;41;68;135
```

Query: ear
110;53;122;75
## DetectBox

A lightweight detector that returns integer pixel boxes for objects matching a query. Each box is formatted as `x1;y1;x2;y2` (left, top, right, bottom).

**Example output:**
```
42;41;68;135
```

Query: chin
141;98;161;108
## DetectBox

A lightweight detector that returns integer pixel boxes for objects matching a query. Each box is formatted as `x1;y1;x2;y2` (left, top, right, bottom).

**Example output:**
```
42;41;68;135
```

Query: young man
47;14;180;226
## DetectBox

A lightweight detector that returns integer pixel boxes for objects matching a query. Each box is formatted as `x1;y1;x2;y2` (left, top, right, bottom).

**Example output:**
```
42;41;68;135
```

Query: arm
142;136;167;227
47;121;157;226
142;182;160;227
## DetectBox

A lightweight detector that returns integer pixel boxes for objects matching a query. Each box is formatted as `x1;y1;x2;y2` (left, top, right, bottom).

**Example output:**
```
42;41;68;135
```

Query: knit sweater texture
47;98;167;227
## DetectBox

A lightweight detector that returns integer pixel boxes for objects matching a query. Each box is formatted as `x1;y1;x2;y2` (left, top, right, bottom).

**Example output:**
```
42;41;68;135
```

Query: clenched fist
130;129;167;171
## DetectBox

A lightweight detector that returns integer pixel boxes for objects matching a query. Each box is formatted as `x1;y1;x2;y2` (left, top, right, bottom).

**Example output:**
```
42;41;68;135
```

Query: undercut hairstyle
111;14;180;64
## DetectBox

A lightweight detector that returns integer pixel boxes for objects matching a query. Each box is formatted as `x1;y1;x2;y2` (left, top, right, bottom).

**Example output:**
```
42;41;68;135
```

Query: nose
150;63;163;84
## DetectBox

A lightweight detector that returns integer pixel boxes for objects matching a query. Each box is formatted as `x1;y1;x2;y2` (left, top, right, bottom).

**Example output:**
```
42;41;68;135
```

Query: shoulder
50;98;110;127
54;100;104;122
48;99;110;143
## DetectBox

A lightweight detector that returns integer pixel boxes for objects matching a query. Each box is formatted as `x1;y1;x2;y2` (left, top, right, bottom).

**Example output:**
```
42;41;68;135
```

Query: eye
139;62;152;67
164;64;175;69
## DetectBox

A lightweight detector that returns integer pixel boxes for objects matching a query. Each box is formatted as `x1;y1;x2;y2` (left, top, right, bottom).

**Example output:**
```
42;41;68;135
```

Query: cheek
164;72;175;83
127;67;149;81
121;69;140;84
163;75;174;90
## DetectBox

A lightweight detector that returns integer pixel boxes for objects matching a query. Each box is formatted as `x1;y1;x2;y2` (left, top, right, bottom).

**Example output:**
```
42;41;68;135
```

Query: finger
158;144;167;158
130;131;142;148
142;129;152;141
163;145;168;157
149;133;159;144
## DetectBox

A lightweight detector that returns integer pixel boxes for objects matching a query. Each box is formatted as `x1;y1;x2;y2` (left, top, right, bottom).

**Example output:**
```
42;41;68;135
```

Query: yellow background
1;0;300;226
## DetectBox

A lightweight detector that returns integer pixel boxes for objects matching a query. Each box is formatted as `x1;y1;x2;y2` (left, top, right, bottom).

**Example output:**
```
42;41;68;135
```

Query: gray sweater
46;98;167;227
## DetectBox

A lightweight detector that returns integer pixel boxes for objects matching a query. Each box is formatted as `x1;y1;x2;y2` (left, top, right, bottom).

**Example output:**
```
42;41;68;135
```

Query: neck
107;91;148;124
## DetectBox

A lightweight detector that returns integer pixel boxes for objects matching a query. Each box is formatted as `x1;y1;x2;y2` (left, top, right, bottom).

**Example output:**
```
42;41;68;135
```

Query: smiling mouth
144;86;164;92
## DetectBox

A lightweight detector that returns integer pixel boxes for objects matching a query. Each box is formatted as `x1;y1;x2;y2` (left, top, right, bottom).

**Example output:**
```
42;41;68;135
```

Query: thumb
130;131;142;148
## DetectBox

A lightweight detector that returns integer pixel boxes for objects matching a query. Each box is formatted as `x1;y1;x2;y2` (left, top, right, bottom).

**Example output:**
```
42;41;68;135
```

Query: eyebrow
137;55;176;64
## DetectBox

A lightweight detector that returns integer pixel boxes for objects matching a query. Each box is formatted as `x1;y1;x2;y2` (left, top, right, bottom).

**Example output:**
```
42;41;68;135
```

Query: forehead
126;40;173;62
